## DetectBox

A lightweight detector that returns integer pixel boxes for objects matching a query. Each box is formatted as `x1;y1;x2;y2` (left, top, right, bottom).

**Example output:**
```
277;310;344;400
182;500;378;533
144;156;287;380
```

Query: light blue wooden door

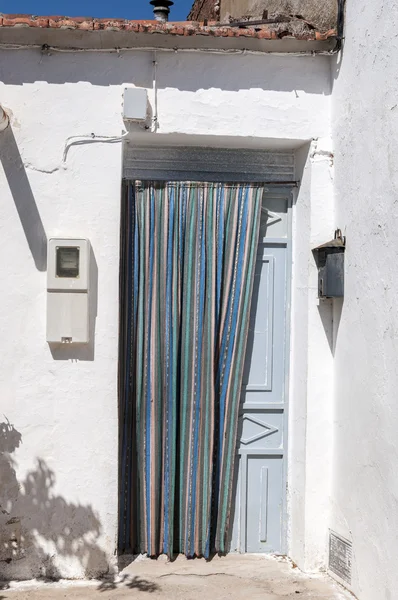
230;190;291;554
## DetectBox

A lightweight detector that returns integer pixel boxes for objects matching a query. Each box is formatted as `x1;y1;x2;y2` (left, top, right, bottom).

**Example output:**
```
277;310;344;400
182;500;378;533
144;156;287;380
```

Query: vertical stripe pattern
119;180;262;557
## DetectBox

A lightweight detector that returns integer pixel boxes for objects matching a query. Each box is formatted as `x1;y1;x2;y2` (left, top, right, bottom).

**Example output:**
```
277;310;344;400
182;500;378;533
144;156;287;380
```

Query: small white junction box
47;238;91;344
123;87;148;121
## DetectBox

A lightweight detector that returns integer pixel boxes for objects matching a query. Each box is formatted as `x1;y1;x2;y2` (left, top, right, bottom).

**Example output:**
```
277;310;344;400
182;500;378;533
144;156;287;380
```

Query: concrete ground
0;555;351;599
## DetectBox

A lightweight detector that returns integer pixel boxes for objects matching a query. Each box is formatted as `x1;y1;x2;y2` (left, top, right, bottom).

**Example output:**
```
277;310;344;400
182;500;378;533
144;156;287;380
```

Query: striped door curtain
119;180;262;558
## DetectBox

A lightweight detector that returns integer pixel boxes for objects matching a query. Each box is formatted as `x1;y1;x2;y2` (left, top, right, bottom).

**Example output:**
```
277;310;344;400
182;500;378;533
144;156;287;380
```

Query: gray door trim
263;188;293;557
282;190;293;555
121;144;293;555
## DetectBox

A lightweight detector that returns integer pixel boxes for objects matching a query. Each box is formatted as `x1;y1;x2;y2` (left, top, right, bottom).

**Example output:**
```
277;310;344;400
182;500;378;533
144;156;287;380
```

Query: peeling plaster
24;163;60;174
190;0;339;32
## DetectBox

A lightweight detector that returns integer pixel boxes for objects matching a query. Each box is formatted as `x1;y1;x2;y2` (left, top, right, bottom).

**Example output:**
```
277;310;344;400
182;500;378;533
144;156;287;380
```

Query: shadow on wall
330;0;346;85
0;123;47;271
0;48;331;95
0;126;98;361
0;419;160;592
0;418;112;582
317;298;344;356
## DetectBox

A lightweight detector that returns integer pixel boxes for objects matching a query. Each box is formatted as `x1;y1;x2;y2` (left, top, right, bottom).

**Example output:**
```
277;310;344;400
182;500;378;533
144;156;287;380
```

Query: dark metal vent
123;146;296;184
329;531;352;584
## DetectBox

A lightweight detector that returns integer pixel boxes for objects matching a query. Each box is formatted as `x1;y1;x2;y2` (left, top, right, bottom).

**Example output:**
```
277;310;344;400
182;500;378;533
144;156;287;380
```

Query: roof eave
0;16;337;54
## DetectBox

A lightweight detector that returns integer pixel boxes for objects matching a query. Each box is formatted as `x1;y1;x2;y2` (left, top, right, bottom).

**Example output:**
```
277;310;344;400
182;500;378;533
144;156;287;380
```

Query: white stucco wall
330;2;398;598
290;138;335;572
0;44;333;578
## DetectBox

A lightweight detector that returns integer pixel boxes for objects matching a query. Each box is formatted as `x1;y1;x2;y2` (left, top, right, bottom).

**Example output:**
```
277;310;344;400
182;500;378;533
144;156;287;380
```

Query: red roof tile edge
0;14;337;41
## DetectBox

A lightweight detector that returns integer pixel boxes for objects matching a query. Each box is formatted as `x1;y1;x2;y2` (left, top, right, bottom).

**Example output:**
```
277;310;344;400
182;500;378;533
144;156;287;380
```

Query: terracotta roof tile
0;14;337;41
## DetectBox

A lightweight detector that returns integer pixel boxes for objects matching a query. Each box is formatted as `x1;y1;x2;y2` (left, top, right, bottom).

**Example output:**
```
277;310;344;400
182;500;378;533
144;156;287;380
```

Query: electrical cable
336;0;345;51
0;42;340;57
62;131;129;162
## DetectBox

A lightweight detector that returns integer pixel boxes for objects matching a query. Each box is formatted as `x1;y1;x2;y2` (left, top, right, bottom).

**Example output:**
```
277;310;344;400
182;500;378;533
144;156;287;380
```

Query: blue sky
0;0;193;20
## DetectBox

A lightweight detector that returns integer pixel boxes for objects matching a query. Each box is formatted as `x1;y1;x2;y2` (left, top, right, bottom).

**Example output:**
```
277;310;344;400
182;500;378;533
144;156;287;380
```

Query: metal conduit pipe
0;105;9;131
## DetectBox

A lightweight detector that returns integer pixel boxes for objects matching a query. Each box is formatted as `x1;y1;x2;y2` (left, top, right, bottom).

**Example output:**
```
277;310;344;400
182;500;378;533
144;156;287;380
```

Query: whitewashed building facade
0;2;397;599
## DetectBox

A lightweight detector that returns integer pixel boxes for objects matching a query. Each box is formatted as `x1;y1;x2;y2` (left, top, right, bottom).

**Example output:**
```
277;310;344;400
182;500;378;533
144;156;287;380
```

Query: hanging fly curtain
119;180;262;557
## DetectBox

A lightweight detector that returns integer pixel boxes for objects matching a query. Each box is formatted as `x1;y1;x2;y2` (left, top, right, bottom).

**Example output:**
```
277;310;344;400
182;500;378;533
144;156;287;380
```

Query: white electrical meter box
47;238;91;344
123;87;148;121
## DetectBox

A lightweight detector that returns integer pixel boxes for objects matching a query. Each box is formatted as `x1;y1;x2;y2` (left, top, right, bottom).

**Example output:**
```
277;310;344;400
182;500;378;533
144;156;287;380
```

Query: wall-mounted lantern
313;229;346;299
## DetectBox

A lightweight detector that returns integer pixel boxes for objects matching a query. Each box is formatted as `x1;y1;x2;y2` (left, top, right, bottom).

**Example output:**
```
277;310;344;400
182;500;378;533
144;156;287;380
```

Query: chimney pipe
150;0;174;22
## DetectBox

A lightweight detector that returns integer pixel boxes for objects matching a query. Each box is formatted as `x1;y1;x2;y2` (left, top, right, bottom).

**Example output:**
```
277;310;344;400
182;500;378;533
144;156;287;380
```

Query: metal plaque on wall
329;531;352;584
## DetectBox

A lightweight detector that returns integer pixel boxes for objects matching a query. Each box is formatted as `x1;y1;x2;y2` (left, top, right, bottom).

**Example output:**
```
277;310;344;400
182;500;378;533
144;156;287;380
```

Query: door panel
239;411;283;450
230;192;290;554
242;246;287;406
242;255;274;391
246;456;283;553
